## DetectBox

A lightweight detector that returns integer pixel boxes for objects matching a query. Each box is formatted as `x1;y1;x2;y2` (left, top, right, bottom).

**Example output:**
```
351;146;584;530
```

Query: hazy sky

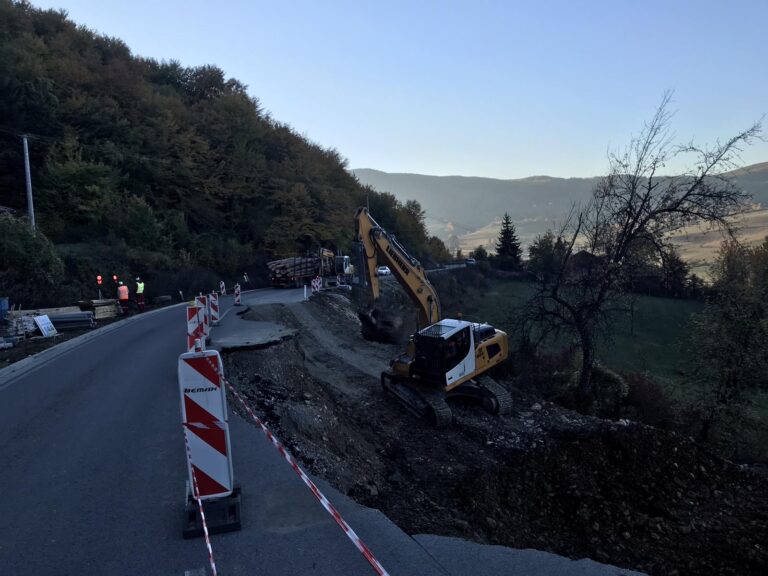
32;0;768;178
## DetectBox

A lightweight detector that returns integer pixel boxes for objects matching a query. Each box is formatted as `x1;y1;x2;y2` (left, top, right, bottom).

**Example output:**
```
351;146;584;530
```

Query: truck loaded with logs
267;249;355;288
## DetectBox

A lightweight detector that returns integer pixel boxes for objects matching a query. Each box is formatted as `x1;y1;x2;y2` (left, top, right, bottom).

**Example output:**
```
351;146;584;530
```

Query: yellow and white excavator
354;207;512;427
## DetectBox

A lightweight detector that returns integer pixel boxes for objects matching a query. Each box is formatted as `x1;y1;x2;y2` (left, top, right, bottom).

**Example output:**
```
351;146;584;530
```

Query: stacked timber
267;257;321;287
267;256;338;288
79;299;119;319
18;305;81;315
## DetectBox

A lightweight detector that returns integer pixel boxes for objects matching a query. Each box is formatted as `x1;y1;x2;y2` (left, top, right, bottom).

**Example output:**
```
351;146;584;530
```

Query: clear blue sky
32;0;768;178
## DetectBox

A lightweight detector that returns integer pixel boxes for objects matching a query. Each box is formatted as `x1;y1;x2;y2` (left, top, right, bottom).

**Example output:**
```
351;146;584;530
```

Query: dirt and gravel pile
223;291;768;576
460;427;767;575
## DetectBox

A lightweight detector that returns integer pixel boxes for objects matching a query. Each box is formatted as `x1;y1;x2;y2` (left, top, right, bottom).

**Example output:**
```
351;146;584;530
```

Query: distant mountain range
353;164;768;250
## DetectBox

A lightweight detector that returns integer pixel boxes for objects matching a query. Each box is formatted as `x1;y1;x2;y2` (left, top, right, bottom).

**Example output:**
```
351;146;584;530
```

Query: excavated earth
222;291;768;576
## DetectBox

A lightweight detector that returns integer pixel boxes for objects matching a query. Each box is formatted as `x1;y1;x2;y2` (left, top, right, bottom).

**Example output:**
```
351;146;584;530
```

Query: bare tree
524;92;762;399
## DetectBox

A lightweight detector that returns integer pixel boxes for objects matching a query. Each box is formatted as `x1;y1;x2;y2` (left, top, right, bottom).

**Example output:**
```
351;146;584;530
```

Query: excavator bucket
358;308;403;343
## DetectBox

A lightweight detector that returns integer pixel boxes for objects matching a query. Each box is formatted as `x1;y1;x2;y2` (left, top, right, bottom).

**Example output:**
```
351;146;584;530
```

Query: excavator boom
354;207;441;327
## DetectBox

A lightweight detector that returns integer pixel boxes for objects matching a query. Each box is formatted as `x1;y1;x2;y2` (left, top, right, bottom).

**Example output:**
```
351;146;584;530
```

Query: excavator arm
354;207;441;327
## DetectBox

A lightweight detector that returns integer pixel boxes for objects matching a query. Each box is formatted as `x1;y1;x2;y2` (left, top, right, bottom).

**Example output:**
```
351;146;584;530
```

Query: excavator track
381;371;452;428
475;375;513;416
447;375;512;416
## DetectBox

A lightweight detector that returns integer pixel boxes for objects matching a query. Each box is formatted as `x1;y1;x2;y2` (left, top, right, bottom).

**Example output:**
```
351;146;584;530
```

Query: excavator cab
412;320;475;388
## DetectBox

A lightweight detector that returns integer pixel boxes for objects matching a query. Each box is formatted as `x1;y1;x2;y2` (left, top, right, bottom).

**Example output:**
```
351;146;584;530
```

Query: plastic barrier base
183;486;242;539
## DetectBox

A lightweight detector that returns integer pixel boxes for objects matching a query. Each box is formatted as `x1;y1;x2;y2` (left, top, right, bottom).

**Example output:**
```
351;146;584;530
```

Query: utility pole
22;135;36;231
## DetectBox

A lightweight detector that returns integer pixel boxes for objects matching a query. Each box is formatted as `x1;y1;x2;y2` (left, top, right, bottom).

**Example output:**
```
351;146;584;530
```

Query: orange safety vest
118;285;129;300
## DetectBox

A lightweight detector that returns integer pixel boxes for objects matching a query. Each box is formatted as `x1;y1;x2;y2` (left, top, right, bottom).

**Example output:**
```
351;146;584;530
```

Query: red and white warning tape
183;425;219;576
226;381;390;576
202;350;388;575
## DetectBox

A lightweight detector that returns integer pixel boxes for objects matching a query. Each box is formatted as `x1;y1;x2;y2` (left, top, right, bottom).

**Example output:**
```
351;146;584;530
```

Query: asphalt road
0;289;305;575
0;287;644;576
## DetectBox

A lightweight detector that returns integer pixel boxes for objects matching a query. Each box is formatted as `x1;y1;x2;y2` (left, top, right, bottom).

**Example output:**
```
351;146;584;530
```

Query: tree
522;93;761;399
660;246;690;297
495;212;522;270
0;213;64;307
425;235;452;263
686;238;768;440
527;230;567;282
471;245;488;260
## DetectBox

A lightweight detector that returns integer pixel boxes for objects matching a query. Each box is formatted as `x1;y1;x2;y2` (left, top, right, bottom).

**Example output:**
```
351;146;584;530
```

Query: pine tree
495;213;522;270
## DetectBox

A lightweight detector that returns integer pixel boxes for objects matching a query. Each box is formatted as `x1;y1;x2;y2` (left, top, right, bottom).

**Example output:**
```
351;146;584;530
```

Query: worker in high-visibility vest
117;281;130;315
135;277;145;312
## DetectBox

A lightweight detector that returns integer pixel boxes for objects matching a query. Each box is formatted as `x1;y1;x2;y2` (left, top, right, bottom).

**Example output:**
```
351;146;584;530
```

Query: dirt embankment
223;292;768;576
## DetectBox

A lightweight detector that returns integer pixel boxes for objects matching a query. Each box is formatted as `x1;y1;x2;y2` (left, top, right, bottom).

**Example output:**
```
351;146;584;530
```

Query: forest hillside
0;0;448;306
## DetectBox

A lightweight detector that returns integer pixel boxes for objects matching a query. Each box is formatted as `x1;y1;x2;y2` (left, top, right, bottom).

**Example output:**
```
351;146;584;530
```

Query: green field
462;278;703;382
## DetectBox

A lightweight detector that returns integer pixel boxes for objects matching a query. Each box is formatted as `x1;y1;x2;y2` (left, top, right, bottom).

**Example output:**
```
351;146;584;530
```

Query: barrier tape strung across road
207;358;390;576
182;426;219;576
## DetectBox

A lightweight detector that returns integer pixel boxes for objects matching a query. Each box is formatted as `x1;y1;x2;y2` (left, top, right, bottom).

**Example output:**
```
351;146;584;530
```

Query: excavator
354;207;512;427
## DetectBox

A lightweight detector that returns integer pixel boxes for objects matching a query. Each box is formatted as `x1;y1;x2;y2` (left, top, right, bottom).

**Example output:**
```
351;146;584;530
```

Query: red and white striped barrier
204;355;388;575
186;305;205;353
182;428;219;576
179;349;233;500
195;295;211;338
210;292;220;326
183;421;234;499
219;280;226;296
311;276;322;294
179;349;228;423
234;283;241;306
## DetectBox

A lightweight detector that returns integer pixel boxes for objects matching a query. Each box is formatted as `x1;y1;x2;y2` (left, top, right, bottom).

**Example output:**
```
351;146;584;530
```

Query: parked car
376;265;391;276
465;258;477;266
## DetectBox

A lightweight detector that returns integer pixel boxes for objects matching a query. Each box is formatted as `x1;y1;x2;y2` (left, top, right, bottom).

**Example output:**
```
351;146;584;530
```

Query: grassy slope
605;296;702;382
465;277;702;381
461;276;767;461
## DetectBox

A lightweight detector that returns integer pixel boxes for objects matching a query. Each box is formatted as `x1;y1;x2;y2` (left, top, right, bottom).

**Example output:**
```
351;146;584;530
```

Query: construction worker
117;281;130;315
135;277;145;312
